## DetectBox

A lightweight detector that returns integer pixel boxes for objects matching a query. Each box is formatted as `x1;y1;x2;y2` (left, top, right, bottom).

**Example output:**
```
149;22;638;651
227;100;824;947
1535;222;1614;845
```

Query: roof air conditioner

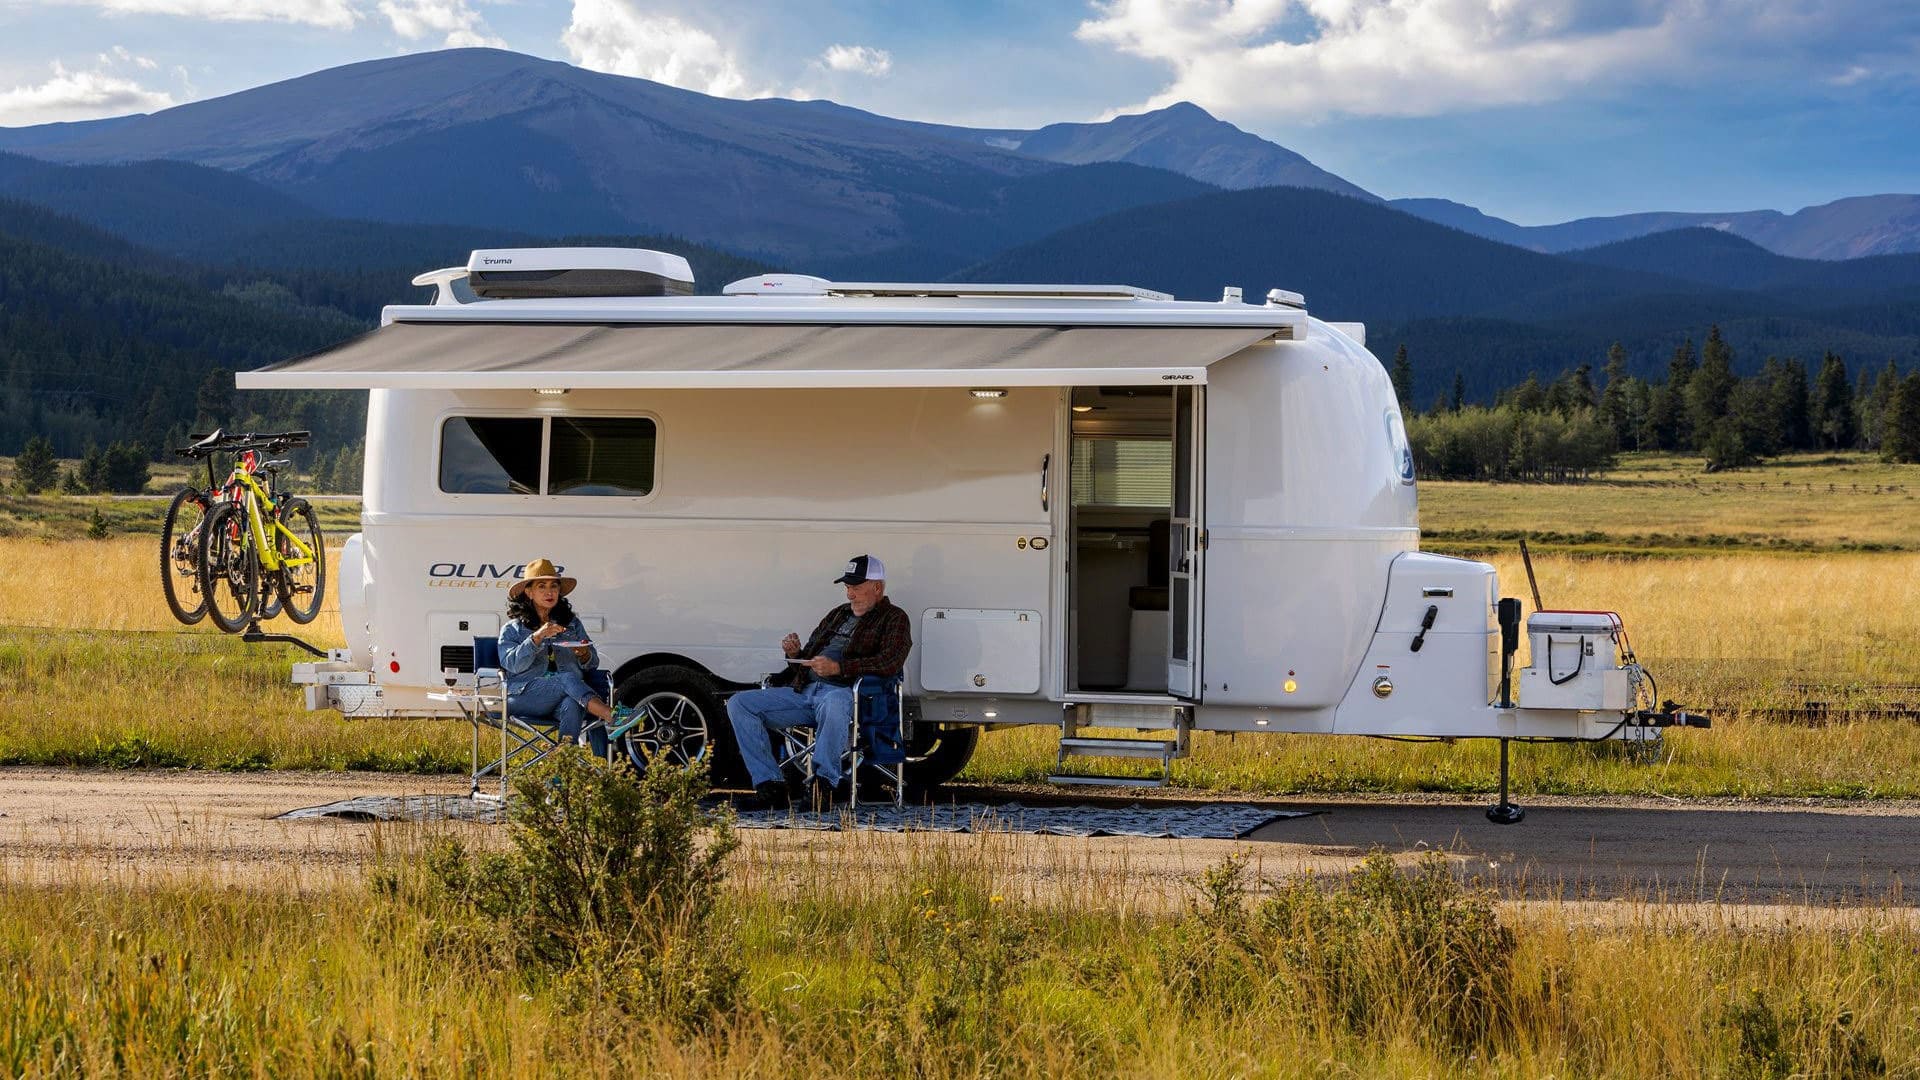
466;247;695;300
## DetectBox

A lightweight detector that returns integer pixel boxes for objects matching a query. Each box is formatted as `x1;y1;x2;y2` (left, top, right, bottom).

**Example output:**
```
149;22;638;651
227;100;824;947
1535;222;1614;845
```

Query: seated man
728;554;911;809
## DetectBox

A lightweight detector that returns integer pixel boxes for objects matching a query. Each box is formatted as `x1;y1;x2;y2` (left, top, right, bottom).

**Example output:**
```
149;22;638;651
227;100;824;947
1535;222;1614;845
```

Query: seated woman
499;558;616;754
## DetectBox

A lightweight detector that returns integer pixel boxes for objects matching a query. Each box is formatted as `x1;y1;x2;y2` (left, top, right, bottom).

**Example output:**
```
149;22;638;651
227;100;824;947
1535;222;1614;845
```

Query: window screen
549;417;657;496
440;417;542;494
1071;437;1172;507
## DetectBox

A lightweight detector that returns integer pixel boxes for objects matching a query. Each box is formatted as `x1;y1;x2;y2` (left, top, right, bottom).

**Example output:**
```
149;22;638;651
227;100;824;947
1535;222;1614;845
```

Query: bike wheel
200;503;258;633
159;488;211;625
275;498;327;625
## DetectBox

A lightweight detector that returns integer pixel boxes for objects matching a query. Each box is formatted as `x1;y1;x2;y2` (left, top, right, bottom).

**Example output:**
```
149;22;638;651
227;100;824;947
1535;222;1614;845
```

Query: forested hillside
961;186;1920;404
0;209;366;458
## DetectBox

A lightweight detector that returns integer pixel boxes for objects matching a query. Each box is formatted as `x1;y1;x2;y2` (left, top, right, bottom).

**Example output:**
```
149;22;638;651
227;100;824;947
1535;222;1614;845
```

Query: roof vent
466;247;694;300
723;274;832;296
1265;288;1307;309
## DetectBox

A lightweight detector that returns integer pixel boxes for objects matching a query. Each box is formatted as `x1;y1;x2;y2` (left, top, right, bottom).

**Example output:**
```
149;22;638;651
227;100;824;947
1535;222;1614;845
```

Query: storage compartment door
920;608;1043;694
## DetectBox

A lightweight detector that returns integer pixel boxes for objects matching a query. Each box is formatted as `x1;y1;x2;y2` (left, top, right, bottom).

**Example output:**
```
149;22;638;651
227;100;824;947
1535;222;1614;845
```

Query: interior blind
1071;437;1172;507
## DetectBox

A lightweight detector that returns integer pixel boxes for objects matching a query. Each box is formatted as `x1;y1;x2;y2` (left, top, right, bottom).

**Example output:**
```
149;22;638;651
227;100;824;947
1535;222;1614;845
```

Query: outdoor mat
279;796;1308;838
279;795;506;824
731;801;1309;839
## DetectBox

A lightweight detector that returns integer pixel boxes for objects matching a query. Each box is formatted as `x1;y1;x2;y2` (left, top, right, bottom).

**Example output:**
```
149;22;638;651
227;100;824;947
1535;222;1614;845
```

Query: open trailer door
1168;384;1204;699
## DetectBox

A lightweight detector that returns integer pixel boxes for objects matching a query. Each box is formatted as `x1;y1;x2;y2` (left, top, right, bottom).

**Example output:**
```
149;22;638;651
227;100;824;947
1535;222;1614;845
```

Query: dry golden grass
5;537;1920;794
3;833;1918;1078
1422;451;1920;554
0;534;345;642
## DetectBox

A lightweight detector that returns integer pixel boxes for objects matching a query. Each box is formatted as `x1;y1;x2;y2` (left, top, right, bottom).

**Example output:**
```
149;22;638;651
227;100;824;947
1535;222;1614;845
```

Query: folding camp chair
773;674;909;809
449;635;612;802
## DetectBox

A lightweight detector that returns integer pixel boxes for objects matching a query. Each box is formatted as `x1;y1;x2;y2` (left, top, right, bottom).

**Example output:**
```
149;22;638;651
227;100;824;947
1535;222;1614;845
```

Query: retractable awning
235;320;1287;391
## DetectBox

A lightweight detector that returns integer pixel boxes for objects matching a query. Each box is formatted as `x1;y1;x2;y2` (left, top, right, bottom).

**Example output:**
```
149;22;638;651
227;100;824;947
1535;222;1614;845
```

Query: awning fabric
236;321;1283;390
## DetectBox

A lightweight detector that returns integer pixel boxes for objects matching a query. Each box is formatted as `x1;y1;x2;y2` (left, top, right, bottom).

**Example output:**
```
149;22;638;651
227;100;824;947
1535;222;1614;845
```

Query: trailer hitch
240;621;329;659
1631;702;1711;729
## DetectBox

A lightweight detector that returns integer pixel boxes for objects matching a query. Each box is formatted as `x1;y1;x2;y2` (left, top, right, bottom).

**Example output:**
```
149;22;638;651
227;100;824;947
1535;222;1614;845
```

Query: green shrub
870;866;1034;1075
1723;988;1885;1079
398;749;742;1032
1163;852;1516;1053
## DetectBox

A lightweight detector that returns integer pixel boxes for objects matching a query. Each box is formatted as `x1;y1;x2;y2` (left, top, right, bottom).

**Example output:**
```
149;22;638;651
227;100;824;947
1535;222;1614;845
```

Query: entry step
1048;735;1187;788
1058;736;1183;761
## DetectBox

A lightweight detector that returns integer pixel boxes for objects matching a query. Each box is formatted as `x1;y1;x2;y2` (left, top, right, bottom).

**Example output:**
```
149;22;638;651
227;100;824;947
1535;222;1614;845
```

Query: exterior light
1284;679;1298;694
536;388;569;396
969;388;1007;399
1071;404;1094;413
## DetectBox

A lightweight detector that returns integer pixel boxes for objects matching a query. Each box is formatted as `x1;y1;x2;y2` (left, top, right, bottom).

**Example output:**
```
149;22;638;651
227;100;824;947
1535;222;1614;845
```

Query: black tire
159;488;211;626
274;498;327;625
200;503;258;633
613;666;742;784
902;723;980;794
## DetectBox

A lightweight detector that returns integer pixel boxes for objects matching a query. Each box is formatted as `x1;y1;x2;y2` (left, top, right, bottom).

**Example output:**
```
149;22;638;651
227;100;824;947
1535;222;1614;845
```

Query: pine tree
1886;372;1920;464
1390;345;1413;413
1667;338;1699;445
1450;370;1465;412
77;444;109;493
1687;326;1737;452
1641;383;1683;451
1599;343;1635;448
1507;372;1547;413
13;436;58;493
1773;357;1811;451
1862;361;1898;450
194;368;235;432
1813;352;1856;449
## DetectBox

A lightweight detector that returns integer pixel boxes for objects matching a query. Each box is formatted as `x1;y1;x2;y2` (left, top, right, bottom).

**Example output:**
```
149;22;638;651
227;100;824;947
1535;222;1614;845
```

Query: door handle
1040;452;1050;513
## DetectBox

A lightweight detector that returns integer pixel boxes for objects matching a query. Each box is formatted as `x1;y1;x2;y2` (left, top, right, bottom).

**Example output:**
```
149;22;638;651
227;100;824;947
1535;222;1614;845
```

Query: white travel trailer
243;248;1701;821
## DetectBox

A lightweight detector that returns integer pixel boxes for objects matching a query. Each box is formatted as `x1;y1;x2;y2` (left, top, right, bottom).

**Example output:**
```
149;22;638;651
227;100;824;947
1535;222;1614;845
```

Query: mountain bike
160;429;228;625
193;431;326;633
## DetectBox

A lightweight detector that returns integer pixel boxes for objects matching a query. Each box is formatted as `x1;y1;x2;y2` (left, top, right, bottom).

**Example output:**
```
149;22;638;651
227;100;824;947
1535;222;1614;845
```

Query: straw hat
509;557;577;600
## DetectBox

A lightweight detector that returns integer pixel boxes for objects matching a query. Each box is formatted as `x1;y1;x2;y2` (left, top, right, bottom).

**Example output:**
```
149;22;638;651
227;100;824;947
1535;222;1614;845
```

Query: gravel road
4;768;1915;907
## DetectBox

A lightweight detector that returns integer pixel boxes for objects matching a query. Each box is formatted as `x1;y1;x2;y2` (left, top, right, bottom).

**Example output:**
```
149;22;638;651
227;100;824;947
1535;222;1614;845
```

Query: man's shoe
808;777;839;812
746;780;789;812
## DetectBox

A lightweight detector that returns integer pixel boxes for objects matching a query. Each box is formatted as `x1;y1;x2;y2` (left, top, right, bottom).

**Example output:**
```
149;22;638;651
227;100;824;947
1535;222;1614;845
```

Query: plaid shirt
774;596;912;688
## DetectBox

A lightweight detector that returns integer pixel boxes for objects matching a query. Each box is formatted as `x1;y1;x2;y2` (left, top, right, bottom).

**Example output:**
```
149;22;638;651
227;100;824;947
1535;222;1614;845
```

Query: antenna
1519;536;1544;611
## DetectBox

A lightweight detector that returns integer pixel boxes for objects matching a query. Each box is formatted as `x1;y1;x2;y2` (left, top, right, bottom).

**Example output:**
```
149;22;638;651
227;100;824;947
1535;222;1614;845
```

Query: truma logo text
427;562;557;588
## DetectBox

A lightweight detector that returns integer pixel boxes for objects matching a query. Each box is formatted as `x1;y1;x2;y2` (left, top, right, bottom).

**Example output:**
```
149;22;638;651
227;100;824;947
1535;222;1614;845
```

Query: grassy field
4;809;1917;1077
1;451;1918;795
1422;452;1920;555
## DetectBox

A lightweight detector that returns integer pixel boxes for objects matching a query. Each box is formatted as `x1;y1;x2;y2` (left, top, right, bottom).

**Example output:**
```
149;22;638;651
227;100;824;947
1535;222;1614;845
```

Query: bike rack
241;620;329;659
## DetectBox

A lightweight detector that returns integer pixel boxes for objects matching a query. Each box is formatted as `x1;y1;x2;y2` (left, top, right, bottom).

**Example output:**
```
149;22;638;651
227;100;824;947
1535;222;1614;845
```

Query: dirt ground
2;768;1916;911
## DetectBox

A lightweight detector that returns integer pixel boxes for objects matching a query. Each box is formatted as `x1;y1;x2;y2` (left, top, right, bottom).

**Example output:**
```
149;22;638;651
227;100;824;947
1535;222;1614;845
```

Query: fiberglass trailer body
244;248;1698;818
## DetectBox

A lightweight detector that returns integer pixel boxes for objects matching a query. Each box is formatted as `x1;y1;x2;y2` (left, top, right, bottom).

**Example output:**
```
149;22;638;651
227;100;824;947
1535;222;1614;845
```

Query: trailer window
548;417;656;496
440;417;542;494
1071;437;1171;507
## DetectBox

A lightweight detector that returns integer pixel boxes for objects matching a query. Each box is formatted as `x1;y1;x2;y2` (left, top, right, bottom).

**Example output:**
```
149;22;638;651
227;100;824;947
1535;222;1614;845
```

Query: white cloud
1075;0;1920;121
817;43;892;77
561;0;761;97
55;0;360;30
379;0;505;48
0;60;176;125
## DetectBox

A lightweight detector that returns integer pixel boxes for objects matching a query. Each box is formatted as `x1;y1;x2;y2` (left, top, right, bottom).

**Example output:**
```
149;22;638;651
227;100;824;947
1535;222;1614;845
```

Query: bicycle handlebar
174;430;312;457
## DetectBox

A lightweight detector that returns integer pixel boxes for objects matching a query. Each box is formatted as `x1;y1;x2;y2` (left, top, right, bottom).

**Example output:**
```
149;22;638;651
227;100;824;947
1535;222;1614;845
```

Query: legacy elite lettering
426;562;561;588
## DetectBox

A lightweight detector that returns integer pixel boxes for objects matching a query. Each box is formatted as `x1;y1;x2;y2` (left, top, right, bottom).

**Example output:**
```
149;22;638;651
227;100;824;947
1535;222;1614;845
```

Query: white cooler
1519;611;1631;711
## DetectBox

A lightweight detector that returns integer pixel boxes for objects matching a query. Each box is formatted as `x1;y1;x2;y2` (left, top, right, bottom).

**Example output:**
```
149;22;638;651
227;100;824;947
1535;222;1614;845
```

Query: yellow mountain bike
197;434;327;633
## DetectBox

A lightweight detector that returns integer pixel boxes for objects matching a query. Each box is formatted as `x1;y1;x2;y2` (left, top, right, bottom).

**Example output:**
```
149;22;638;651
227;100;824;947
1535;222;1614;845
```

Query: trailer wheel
902;723;980;794
612;666;743;786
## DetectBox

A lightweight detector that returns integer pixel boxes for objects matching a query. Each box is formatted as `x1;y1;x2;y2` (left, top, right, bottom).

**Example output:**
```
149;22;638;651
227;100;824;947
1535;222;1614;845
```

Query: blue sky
0;0;1914;225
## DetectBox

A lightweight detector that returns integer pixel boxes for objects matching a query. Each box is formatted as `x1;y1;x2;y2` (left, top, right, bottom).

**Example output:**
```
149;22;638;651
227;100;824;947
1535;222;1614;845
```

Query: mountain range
2;48;1914;262
0;47;1914;456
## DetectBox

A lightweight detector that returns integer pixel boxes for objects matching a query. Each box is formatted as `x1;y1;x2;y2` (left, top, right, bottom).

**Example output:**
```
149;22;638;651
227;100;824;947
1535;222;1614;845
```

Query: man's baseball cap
834;554;885;585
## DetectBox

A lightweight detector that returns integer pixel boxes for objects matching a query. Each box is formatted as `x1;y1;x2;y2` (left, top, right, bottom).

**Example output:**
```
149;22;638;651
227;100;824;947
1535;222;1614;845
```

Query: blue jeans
511;671;608;757
727;682;855;787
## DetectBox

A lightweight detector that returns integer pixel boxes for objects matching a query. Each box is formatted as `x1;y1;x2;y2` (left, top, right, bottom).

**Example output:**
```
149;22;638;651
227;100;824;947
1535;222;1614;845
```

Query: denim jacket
497;615;597;695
